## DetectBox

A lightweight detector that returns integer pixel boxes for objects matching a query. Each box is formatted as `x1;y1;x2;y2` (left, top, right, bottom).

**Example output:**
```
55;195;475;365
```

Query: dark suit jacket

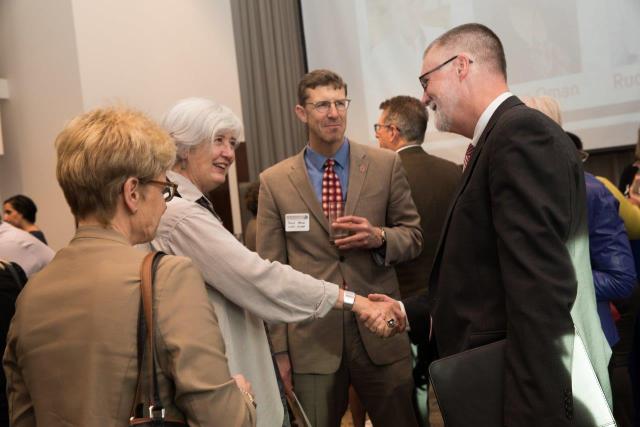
396;146;460;343
404;96;611;426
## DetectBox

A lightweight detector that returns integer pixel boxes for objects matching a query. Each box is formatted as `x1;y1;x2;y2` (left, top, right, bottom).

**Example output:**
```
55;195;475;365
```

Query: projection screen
301;0;640;163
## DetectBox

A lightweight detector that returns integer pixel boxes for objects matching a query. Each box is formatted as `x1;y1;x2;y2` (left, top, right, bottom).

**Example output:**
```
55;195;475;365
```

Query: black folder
428;339;505;427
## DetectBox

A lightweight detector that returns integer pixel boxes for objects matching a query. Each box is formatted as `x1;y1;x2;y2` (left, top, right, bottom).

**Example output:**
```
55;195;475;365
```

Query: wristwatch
378;227;387;246
343;290;356;311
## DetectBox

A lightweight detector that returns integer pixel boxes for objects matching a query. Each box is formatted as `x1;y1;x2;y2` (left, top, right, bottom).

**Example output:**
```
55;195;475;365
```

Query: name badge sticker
285;213;310;232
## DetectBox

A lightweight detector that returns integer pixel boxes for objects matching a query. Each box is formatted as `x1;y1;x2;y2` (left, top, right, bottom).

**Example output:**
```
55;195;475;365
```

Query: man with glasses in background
378;23;614;426
257;69;422;427
374;95;460;426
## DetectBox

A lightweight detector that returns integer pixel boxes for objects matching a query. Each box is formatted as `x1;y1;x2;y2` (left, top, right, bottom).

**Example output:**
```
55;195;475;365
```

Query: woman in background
3;195;47;244
618;126;640;196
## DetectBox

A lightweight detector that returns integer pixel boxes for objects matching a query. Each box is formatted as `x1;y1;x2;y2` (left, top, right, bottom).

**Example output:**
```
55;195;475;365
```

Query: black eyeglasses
142;179;178;202
305;99;351;114
418;55;473;90
373;123;399;133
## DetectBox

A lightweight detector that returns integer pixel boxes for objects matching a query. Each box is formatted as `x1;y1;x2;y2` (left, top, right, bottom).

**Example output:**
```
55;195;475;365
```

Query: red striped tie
463;143;475;170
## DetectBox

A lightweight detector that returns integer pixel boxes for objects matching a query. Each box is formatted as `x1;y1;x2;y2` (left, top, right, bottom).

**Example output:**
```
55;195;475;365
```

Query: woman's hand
233;374;256;407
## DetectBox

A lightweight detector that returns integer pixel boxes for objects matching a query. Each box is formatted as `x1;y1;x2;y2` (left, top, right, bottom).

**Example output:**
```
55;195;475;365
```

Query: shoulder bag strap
129;251;166;421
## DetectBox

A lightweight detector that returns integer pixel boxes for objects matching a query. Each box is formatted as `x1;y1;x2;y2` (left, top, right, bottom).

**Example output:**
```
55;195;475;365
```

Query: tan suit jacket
257;141;423;374
3;226;255;427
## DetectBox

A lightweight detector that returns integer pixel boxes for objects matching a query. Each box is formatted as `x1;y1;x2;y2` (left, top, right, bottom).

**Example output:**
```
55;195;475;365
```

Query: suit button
339;255;345;262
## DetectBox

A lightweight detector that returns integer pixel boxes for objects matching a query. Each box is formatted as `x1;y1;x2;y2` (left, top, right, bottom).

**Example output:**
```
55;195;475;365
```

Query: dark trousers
294;312;417;427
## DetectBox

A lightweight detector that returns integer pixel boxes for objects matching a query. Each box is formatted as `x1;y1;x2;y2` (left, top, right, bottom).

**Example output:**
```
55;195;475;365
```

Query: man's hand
353;294;406;338
274;352;294;398
332;215;384;250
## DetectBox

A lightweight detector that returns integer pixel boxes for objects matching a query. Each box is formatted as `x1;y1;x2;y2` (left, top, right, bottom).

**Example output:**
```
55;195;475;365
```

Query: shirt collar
167;170;207;203
396;144;421;153
305;137;350;170
470;92;512;147
72;225;131;246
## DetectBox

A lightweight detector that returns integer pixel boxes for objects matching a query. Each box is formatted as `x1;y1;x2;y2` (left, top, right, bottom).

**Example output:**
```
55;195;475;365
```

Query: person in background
3;106;256;426
243;181;260;251
618;125;640;196
522;100;637;346
150;98;398;427
3;195;47;244
523;95;638;427
0;259;27;425
0;220;53;277
375;94;460;426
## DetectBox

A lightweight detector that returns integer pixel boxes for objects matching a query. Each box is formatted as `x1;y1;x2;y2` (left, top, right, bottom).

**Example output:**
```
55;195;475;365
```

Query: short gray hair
426;23;507;80
162;98;243;162
379;96;428;144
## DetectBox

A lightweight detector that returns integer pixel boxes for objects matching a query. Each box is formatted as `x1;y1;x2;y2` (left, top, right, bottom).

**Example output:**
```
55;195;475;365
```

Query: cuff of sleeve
371;244;387;266
398;301;411;331
314;281;341;319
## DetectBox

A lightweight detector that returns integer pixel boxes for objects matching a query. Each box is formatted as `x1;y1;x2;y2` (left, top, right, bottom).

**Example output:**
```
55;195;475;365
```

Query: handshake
351;293;406;338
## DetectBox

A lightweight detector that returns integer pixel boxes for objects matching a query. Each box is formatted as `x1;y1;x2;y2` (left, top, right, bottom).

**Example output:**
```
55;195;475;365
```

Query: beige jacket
257;141;423;373
3;226;255;427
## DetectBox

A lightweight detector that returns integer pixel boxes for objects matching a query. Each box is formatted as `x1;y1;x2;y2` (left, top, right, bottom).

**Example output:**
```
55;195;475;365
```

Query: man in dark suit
370;23;613;426
375;96;460;307
375;95;460;425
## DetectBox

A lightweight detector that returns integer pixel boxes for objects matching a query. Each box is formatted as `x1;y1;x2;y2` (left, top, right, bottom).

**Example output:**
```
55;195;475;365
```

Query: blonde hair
521;95;563;126
55;106;176;224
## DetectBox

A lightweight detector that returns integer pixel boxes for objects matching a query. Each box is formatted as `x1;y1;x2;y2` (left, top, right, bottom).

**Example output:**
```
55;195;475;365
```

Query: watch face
344;291;356;310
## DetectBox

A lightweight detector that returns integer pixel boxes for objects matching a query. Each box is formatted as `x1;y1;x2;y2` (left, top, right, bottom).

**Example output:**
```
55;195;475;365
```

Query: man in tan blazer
257;69;423;427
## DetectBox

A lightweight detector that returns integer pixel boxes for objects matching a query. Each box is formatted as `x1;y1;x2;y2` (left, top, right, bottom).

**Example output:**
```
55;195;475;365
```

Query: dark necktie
322;159;343;218
463;143;475;171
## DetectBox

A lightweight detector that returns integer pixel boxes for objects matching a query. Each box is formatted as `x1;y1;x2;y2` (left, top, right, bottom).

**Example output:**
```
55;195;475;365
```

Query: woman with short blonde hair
4;106;255;427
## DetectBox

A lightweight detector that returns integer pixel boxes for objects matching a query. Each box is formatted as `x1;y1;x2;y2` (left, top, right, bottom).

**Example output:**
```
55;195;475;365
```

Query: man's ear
391;126;402;145
294;104;308;124
456;54;472;79
122;177;141;214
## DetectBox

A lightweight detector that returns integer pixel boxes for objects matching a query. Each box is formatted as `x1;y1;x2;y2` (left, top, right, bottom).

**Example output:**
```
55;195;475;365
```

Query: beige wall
0;0;243;249
0;0;85;249
71;0;244;122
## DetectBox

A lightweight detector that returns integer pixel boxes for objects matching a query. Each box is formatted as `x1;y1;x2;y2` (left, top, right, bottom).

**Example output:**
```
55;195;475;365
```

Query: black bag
129;252;187;426
0;260;27;426
428;340;505;427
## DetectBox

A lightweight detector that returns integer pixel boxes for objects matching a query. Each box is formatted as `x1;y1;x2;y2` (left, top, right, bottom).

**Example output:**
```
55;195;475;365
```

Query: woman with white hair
151;98;396;426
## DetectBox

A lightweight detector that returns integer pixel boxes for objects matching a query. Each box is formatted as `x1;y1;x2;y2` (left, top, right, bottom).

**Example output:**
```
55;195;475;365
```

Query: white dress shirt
470;91;513;147
0;222;54;277
150;171;340;427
